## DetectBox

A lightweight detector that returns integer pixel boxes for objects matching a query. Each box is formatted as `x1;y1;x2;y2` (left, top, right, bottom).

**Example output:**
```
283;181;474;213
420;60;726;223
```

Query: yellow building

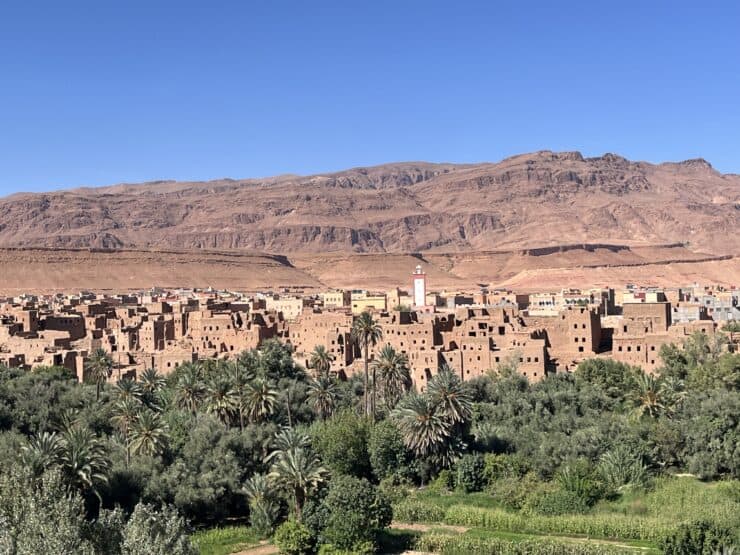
322;290;350;308
350;291;387;314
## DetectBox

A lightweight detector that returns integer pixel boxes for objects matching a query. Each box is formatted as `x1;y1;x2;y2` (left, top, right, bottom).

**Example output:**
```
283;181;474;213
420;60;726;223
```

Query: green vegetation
394;474;739;553
0;328;738;553
274;519;314;555
416;531;646;554
191;526;260;555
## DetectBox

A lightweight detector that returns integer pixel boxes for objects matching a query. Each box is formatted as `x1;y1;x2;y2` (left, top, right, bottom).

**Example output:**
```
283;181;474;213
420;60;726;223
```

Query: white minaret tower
412;264;427;308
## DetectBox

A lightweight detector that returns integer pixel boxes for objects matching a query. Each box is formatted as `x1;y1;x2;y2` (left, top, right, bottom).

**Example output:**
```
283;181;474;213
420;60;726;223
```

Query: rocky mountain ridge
1;151;738;255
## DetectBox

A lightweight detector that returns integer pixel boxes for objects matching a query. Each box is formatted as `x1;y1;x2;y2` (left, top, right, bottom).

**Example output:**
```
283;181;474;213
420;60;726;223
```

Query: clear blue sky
1;1;739;195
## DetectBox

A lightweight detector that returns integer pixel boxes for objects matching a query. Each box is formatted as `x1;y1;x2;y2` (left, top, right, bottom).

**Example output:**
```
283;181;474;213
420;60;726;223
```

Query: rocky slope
1;151;738;255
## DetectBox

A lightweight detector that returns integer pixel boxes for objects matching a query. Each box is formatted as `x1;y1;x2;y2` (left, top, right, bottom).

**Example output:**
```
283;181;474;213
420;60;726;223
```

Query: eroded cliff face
1;151;738;254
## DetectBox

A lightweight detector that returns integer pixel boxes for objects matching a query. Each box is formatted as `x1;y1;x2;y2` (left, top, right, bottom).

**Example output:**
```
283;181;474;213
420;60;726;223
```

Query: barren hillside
1;151;738;255
0;244;736;295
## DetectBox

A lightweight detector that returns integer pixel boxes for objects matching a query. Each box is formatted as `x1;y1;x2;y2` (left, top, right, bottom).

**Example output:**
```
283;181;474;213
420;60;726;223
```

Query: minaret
412;265;426;308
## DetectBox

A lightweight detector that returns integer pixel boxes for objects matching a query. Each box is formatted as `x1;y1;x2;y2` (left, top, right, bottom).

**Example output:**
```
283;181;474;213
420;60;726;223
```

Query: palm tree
130;410;169;458
204;376;238;425
659;375;687;417
227;360;255;430
175;363;205;414
86;347;113;401
630;372;665;419
56;408;82;433
392;393;451;466
372;345;411;410
426;365;473;425
20;431;62;477
308;345;333;378
267;427;312;460
244;378;278;424
244;473;279;537
597;445;649;492
138;367;167;411
351;312;383;418
139;367;166;396
111;398;142;466
237;350;260;376
307;375;339;420
200;358;221;375
244;472;275;505
113;378;143;402
58;425;110;501
267;430;328;521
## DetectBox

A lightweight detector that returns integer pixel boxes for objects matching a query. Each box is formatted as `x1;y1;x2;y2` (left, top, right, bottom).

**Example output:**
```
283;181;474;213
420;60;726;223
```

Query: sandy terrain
0;244;735;295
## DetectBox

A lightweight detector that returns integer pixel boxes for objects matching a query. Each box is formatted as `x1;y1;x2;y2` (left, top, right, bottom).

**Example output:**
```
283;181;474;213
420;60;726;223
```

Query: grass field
191;525;260;555
190;477;740;554
392;476;740;554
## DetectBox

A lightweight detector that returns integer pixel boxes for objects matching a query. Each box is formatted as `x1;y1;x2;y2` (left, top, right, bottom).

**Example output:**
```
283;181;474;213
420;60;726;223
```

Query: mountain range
1;151;738;255
1;151;738;293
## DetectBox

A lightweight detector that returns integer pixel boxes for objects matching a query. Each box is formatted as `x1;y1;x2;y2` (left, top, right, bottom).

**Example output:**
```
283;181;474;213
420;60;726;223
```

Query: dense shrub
0;465;194;555
367;419;411;481
0;466;96;553
660;520;738;555
455;453;485;493
302;491;330;542
310;411;371;479
525;488;591;515
320;475;392;551
273;520;314;555
487;472;544;510
482;453;530;484
428;468;454;493
120;503;197;555
682;389;740;479
144;416;253;523
376;475;414;505
556;459;607;506
574;359;640;401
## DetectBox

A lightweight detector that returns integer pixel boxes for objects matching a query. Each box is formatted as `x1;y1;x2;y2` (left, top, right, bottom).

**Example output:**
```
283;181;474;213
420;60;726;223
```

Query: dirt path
232;540;279;555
